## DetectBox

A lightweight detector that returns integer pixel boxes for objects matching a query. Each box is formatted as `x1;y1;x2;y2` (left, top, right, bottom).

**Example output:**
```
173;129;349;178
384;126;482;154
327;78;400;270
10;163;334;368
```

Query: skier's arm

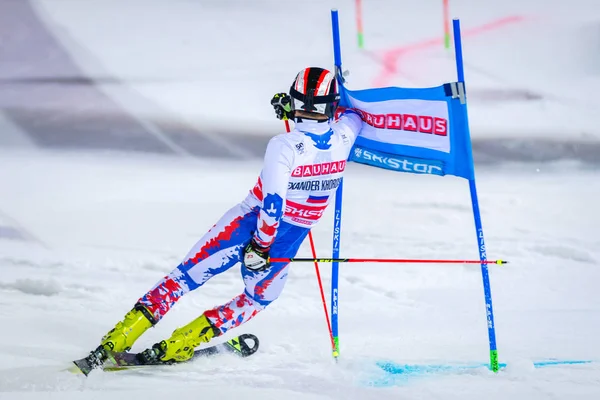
337;108;363;145
253;136;294;249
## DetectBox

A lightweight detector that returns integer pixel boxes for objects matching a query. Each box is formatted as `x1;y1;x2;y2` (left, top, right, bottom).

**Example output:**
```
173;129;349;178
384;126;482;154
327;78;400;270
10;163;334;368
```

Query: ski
71;333;259;376
71;345;106;376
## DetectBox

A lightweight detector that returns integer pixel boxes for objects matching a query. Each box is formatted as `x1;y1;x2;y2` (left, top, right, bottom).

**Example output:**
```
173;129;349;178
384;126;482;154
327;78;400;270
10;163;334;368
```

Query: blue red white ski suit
138;112;362;334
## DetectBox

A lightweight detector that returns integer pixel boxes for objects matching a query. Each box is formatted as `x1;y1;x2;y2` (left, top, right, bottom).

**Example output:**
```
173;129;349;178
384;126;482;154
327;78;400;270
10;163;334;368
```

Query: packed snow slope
28;0;600;138
0;150;599;399
1;0;599;161
1;0;600;399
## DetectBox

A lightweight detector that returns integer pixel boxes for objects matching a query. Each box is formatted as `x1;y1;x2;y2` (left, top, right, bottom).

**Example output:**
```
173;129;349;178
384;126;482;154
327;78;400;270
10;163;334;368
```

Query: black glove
243;239;270;271
271;93;294;120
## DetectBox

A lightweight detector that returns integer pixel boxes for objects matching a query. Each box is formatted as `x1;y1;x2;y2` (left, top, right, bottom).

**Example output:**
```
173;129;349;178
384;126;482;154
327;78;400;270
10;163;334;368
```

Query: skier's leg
206;221;310;333
138;203;257;322
99;203;256;355
143;222;309;363
143;268;292;363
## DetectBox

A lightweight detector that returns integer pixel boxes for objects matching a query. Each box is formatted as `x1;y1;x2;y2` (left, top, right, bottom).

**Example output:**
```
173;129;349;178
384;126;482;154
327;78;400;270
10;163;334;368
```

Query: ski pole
271;257;508;264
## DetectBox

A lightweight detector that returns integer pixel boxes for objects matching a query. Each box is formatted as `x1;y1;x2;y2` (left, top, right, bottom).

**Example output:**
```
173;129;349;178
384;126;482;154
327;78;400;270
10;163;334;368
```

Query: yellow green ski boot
100;303;156;353
138;313;221;364
73;303;157;375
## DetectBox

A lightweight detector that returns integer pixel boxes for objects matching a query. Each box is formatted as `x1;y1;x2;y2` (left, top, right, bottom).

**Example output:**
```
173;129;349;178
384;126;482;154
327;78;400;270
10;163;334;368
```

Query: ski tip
71;359;93;376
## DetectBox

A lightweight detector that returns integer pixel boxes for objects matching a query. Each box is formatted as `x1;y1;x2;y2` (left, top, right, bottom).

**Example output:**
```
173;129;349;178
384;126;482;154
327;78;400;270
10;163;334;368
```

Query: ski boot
138;313;221;364
74;303;156;375
100;303;157;353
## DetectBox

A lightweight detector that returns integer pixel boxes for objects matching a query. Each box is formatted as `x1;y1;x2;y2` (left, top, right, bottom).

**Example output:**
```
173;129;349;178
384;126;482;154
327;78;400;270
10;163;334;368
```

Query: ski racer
84;67;364;367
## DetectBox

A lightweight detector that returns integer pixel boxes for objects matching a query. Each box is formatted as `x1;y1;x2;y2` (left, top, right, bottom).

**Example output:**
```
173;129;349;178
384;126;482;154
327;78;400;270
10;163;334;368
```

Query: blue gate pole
330;9;344;359
452;19;499;372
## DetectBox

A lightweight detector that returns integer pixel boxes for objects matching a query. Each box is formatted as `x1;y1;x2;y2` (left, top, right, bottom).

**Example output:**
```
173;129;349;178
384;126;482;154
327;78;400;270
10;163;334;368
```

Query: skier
85;67;363;367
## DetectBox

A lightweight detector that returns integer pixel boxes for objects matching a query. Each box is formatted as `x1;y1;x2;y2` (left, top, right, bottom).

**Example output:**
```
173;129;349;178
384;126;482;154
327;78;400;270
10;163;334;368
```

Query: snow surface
1;0;600;399
0;150;599;399
30;0;600;140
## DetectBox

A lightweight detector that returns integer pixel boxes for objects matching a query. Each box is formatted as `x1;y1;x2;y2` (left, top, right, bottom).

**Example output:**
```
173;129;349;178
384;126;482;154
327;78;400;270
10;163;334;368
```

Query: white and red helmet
289;67;340;119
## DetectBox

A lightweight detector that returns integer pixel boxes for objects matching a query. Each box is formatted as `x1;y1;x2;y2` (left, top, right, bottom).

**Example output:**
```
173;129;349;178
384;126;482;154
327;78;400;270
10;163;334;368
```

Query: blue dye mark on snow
532;360;592;367
367;359;594;387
